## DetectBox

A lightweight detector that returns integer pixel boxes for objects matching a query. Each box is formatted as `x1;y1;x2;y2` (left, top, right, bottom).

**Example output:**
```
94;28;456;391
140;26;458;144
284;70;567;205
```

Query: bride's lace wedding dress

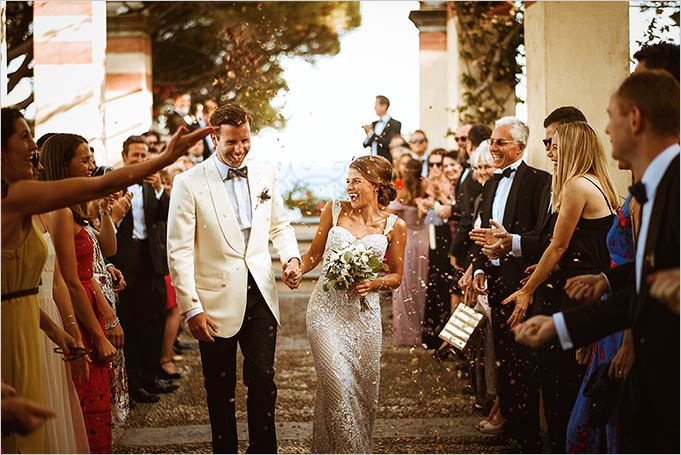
306;200;397;453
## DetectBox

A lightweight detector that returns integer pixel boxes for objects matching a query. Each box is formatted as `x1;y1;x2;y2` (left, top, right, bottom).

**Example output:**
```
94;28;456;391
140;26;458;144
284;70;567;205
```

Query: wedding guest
392;152;413;190
362;95;402;161
1;107;212;453
422;149;456;350
41;134;126;453
166;91;195;134
469;116;552;451
387;159;429;346
450;124;492;271
31;151;91;453
111;136;179;404
453;123;472;153
407;129;429;175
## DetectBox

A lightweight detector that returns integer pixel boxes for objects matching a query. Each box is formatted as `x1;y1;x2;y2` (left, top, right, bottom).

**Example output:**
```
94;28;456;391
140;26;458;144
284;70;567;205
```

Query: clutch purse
438;302;484;351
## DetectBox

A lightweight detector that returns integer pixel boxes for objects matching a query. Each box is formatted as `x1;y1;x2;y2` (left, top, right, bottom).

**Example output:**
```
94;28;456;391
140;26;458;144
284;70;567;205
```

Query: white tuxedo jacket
167;158;300;338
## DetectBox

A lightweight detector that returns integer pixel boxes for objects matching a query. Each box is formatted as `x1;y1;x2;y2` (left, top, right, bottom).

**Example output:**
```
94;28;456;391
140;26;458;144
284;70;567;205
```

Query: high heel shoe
478;419;506;435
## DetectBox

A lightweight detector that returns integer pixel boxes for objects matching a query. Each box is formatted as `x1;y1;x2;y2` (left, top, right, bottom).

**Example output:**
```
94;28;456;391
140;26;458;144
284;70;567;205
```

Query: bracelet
99;208;112;217
104;317;119;331
378;276;385;291
65;321;77;327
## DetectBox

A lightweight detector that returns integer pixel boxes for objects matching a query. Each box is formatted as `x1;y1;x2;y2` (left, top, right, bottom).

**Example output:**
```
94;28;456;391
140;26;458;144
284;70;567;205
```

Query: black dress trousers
198;273;278;454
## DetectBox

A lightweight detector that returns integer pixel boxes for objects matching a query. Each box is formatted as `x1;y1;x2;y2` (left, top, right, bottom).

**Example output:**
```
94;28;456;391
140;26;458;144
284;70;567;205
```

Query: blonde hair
553;122;619;213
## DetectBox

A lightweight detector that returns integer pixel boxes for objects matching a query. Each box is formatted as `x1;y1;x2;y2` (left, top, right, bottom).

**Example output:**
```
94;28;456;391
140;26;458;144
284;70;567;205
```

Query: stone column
524;1;631;196
409;3;449;150
33;1;107;162
105;8;153;165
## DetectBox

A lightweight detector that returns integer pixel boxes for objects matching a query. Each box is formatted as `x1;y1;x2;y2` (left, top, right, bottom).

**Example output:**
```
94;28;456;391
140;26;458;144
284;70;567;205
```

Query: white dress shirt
125;184;164;239
213;155;252;236
480;159;523;271
364;114;391;156
553;143;680;349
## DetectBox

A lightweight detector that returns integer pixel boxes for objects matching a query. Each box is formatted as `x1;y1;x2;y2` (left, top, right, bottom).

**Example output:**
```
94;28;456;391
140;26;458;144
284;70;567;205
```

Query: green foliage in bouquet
322;240;389;311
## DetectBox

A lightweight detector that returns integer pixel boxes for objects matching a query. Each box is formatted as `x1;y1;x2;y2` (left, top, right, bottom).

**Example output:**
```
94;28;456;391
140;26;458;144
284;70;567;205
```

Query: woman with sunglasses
1;107;212;453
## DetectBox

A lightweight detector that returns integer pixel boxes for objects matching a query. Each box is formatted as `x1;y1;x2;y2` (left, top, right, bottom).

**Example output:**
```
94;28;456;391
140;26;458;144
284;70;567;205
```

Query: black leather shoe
145;377;179;394
130;388;160;403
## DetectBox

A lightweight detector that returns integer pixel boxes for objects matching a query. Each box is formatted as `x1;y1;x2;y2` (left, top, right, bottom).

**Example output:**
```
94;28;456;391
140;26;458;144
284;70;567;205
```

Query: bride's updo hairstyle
349;155;398;207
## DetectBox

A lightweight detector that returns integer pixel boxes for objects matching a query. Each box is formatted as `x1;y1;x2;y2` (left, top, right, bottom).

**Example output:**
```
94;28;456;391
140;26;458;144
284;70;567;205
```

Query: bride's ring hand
353;279;372;297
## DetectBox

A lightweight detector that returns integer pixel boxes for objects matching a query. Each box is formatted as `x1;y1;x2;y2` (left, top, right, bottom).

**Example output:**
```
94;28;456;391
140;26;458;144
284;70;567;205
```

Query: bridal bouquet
322;240;389;311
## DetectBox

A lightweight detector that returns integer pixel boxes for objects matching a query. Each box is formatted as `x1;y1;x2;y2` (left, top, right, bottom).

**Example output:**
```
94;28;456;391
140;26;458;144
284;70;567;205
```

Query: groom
167;103;302;453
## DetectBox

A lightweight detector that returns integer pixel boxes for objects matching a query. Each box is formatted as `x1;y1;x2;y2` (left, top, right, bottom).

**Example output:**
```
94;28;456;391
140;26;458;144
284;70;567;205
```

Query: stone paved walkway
113;294;514;453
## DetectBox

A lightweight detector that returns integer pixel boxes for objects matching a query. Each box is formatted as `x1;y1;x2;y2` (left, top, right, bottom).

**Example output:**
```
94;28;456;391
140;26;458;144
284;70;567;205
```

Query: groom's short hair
209;103;252;129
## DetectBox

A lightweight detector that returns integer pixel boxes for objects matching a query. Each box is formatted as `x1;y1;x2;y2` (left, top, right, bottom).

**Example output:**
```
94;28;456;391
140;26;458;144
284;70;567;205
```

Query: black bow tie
493;167;515;182
629;181;648;205
227;166;248;180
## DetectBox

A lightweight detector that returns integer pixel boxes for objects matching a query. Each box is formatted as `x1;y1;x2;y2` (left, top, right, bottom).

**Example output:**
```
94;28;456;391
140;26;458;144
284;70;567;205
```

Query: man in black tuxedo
166;91;195;134
111;135;178;403
476;106;588;452
362;95;401;161
514;70;680;453
450;124;491;270
469;116;552;451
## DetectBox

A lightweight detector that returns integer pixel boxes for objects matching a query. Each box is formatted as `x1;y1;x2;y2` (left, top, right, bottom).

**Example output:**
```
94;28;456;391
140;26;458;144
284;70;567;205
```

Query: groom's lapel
204;161;246;253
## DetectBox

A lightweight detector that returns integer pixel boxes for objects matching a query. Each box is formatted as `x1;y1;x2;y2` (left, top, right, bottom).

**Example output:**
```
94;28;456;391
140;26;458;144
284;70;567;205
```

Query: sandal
160;360;181;380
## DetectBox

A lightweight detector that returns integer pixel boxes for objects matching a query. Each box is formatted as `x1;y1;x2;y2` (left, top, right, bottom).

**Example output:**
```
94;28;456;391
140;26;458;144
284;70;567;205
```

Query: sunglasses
409;138;426;144
542;138;552;148
428;162;443;168
26;152;40;168
489;138;521;147
456;136;467;142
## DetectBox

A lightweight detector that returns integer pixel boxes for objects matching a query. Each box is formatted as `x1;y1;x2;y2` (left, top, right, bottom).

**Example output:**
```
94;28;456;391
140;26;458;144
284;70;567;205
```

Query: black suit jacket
112;183;170;280
451;168;483;267
562;154;679;452
166;110;193;134
362;117;401;161
472;161;552;286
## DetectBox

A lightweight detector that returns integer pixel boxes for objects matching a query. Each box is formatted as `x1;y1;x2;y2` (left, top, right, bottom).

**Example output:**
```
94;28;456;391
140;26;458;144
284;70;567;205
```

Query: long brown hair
399;159;425;206
40;133;92;225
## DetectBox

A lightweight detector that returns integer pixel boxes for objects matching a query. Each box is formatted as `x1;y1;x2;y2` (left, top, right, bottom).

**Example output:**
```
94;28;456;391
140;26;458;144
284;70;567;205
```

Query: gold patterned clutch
438;303;484;351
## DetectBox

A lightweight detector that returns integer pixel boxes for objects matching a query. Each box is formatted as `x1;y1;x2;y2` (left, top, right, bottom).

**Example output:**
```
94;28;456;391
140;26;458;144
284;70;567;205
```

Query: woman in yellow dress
1;107;213;452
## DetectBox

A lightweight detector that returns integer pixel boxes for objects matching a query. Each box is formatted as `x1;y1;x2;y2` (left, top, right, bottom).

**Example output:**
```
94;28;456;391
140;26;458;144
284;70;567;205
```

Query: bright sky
250;1;420;163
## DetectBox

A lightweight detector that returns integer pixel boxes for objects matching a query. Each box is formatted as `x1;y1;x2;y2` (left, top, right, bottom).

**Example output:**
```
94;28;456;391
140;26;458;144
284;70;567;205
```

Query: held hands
564;273;608;304
512;314;557;348
501;288;532;329
187;312;219;343
282;258;302;290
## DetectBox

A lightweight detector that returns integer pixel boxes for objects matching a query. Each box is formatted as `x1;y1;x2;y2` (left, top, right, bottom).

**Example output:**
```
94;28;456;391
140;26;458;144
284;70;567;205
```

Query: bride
300;155;407;453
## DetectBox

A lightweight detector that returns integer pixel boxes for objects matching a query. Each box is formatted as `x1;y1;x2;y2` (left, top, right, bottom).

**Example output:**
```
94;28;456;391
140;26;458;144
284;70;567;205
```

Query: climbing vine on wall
450;1;524;127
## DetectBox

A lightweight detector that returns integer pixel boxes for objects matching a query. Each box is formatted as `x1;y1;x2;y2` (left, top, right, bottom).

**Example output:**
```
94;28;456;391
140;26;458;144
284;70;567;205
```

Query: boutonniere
256;188;271;209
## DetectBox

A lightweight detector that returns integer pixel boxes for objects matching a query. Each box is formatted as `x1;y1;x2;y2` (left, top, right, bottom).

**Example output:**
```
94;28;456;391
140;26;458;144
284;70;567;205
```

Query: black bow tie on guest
493;167;515;182
227;166;248;180
629;181;648;205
